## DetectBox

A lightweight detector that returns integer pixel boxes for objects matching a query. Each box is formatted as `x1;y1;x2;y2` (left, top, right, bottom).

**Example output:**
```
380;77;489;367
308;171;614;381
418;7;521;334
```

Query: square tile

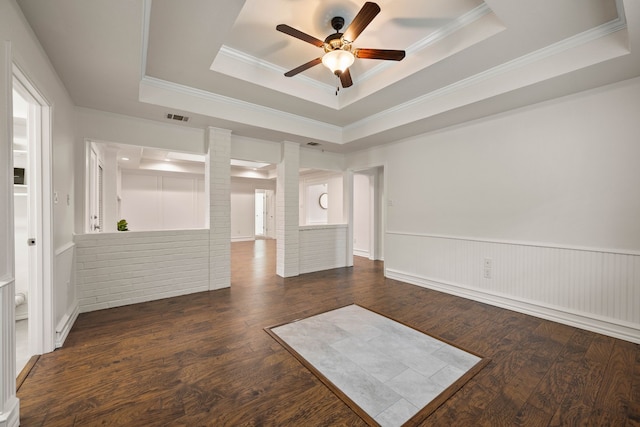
267;305;486;427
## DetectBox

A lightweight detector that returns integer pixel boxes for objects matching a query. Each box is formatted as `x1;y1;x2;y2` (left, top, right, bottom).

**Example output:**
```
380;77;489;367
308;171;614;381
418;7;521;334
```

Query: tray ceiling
17;0;639;152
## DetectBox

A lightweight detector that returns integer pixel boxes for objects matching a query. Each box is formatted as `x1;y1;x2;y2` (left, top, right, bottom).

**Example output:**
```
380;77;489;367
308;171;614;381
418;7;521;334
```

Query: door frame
13;63;54;354
351;165;385;261
86;141;104;233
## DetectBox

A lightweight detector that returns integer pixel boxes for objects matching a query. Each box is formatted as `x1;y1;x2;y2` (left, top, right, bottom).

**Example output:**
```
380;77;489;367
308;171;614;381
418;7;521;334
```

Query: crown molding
344;14;629;140
357;3;494;85
140;0;152;80
139;75;345;143
217;45;333;93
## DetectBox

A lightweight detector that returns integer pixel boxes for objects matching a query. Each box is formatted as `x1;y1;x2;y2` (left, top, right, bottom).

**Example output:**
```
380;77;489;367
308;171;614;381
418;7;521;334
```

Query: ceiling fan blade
276;24;324;47
340;69;353;88
355;48;405;61
284;58;323;77
343;2;381;43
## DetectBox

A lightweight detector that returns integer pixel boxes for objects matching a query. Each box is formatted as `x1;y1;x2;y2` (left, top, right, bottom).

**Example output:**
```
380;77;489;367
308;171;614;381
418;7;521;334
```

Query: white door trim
13;63;54;354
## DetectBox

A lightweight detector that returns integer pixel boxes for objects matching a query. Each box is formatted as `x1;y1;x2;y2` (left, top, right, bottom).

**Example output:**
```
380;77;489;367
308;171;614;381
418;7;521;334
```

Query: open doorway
254;189;275;239
12;67;53;374
353;167;384;261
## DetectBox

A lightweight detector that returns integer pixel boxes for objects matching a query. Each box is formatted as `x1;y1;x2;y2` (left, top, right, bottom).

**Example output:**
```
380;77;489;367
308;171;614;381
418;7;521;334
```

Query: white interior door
265;189;275;238
255;191;265;236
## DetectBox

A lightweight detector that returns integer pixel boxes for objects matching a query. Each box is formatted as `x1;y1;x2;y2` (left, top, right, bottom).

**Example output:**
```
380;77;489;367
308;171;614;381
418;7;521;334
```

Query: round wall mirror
319;193;328;209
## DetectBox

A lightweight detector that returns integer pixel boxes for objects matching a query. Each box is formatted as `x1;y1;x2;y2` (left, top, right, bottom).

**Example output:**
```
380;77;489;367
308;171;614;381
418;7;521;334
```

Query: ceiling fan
276;1;405;90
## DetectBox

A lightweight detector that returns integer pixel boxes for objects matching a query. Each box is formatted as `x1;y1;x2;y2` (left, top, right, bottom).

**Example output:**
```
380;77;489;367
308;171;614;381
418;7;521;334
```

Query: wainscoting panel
54;242;77;347
385;232;640;343
75;230;210;313
299;225;348;274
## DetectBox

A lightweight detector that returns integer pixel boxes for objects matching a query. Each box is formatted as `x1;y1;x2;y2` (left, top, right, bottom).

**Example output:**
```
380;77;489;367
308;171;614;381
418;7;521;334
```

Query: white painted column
0;40;20;427
207;127;231;290
276;142;300;278
344;170;354;268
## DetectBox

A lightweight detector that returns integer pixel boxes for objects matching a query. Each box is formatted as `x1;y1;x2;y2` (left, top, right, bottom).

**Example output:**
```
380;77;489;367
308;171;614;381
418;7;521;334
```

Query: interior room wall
353;173;371;258
346;76;640;342
230;177;276;241
1;0;78;359
305;183;328;225
299;171;344;225
351;77;640;250
120;170;206;231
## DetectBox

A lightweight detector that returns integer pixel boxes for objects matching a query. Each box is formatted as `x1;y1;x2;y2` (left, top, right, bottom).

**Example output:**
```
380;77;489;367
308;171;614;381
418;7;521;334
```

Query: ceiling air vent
166;113;189;122
307;142;320;146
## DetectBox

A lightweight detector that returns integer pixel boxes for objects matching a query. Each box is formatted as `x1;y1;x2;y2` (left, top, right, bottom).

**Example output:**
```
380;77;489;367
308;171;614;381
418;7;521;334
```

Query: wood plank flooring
17;239;640;426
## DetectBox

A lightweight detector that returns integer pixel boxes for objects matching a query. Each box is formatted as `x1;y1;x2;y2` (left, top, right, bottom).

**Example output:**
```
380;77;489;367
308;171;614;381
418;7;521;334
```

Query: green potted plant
117;219;129;231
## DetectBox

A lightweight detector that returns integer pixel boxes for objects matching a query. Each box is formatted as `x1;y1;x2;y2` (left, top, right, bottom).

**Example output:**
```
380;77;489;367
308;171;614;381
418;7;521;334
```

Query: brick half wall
75;229;210;312
299;225;349;274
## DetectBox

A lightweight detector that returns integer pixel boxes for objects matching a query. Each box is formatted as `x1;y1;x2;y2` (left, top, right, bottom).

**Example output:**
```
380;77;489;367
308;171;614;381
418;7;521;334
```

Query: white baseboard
55;301;79;348
231;236;254;242
386;268;640;344
353;249;370;258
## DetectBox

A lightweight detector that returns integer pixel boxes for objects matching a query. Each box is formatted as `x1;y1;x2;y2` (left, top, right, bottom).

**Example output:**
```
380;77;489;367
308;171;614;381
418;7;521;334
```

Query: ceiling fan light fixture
322;49;355;75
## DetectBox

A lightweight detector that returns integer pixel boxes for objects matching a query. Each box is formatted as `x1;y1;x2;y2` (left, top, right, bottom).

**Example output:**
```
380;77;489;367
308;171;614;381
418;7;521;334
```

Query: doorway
254;189;275;239
353;167;384;261
12;67;53;374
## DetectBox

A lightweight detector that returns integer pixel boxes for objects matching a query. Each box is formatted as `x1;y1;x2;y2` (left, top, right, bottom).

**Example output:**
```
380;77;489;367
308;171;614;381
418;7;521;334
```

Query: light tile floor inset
270;304;483;427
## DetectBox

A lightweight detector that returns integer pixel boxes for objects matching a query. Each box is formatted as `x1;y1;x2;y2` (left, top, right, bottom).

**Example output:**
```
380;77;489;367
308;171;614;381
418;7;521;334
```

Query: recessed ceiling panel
211;0;498;108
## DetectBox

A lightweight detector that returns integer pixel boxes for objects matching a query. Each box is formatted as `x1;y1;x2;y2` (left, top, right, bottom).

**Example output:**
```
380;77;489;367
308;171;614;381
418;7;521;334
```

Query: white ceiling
16;0;640;153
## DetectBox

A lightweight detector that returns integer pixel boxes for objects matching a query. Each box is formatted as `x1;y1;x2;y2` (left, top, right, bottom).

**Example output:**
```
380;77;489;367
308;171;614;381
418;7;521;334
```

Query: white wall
305;183;328;225
299;171;344;225
120;170;206;231
353;173;371;258
230;177;276;241
2;0;77;328
346;76;640;342
1;0;78;422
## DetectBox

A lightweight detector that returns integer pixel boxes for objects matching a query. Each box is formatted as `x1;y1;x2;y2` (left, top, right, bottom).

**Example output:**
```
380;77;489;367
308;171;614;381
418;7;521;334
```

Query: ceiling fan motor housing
331;16;345;31
324;17;351;53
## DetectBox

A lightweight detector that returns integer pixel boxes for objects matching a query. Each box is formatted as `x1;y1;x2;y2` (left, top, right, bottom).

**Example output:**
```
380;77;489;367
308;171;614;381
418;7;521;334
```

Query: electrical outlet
484;258;492;269
54;191;59;204
483;268;492;279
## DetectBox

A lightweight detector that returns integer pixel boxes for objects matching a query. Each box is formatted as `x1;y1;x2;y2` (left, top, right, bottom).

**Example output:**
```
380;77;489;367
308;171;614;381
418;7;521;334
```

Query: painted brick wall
299;225;348;274
74;230;209;312
277;142;300;277
208;127;231;290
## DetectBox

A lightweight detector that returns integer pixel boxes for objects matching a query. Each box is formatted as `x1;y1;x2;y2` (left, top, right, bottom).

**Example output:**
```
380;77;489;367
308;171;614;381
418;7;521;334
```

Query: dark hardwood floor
18;239;640;426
